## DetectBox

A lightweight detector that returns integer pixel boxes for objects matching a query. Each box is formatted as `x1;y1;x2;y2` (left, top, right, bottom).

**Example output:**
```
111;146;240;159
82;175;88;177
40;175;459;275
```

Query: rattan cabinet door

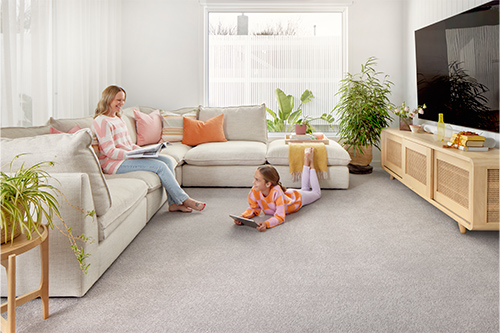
402;139;433;199
381;131;403;177
433;151;471;222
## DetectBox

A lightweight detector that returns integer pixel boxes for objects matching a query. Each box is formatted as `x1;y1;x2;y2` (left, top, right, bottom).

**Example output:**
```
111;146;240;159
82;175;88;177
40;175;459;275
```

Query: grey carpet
3;167;499;333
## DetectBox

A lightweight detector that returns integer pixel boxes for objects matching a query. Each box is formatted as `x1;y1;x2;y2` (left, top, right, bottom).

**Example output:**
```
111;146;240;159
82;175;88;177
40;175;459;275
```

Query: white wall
121;0;406;108
121;0;202;109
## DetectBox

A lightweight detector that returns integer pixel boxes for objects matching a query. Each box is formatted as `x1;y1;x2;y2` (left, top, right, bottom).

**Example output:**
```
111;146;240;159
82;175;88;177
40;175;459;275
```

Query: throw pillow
133;109;162;146
182;114;227;146
198;104;267;143
160;110;197;142
49;125;81;134
49;125;100;156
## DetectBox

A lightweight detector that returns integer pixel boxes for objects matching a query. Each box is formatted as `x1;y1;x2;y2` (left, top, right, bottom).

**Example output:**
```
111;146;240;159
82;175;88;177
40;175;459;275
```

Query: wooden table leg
458;223;467;234
40;232;49;319
8;254;16;333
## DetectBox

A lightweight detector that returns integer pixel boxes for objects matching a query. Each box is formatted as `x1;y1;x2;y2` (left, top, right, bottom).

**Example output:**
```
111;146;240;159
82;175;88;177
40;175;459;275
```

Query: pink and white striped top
92;115;139;174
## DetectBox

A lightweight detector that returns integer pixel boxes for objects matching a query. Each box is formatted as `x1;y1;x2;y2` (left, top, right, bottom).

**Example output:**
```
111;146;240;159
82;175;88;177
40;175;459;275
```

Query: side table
1;224;49;333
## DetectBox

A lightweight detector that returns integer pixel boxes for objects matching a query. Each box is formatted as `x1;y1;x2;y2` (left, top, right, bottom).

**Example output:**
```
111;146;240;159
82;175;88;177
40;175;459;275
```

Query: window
205;8;347;132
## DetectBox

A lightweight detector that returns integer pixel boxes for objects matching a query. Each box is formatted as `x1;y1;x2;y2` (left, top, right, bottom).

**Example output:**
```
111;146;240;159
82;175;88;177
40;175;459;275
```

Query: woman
92;85;205;212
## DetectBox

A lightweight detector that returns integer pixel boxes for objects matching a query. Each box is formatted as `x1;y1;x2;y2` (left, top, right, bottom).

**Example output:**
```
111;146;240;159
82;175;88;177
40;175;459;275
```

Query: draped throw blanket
288;143;328;181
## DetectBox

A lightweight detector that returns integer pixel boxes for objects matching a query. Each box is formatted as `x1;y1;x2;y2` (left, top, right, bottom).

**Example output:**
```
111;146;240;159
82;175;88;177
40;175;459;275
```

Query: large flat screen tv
415;0;499;133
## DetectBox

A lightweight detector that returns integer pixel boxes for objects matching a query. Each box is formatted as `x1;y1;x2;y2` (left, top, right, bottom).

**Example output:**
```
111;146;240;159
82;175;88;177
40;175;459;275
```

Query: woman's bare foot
169;203;193;213
183;198;206;211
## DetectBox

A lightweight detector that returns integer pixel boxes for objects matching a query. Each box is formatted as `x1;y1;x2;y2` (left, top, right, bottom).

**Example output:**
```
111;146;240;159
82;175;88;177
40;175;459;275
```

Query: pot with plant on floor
1;154;95;273
333;56;394;174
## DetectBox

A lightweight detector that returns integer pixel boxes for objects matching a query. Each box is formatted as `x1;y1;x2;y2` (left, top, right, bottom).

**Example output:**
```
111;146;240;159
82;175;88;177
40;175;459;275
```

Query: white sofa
0;104;350;297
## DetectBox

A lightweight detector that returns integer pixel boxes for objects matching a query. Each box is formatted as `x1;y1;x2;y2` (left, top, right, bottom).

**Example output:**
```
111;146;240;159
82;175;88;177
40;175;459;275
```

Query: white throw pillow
198;104;268;143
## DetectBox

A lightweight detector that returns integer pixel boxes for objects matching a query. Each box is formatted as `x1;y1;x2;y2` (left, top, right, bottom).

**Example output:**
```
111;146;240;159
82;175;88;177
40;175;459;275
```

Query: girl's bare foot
309;147;315;165
169;204;193;213
183;198;206;211
304;147;313;167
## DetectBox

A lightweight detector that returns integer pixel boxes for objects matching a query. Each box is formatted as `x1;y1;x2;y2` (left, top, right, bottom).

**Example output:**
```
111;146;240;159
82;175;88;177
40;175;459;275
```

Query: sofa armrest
0;172;101;297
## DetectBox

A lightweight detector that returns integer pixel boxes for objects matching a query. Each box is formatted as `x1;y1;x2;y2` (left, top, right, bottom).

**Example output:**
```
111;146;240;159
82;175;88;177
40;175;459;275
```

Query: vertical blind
208;35;343;127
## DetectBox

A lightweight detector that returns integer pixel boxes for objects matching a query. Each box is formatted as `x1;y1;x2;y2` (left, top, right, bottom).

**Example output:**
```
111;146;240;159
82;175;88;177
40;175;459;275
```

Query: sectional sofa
0;104;350;297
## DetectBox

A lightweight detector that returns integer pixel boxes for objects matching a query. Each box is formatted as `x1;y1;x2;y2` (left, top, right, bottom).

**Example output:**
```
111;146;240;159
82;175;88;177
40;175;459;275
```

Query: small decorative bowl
410;125;422;133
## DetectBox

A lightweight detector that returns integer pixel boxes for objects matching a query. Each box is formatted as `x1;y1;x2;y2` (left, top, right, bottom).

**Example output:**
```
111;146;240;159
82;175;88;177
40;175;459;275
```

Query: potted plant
1;154;95;273
266;88;315;133
393;101;426;131
295;113;336;135
332;57;394;173
266;88;336;135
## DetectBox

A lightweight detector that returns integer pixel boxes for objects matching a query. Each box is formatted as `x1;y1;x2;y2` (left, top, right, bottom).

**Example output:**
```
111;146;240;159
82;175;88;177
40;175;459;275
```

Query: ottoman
266;139;351;189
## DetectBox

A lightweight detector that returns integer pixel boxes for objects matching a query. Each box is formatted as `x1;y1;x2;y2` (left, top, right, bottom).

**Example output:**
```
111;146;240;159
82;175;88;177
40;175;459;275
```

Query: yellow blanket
288;142;328;181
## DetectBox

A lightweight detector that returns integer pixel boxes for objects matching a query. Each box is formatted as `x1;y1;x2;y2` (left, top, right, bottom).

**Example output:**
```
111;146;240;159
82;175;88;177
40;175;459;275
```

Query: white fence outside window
208;35;343;128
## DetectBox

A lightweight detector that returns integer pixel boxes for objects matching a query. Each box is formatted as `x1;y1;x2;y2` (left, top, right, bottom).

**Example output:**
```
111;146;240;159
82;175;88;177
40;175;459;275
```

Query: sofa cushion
198;104;267;143
0;129;112;216
104;168;170;193
97;177;148;241
182;114;227;146
0;125;51;138
266;139;351;166
184;141;267;166
159;142;191;165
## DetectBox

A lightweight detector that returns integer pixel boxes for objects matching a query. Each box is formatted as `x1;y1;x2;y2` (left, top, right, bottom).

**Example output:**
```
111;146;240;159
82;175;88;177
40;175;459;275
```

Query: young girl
92;85;206;213
234;147;321;232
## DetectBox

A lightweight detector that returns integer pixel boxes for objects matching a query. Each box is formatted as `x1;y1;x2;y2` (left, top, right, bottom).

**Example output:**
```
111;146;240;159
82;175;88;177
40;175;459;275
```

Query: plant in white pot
332;57;394;174
1;154;95;273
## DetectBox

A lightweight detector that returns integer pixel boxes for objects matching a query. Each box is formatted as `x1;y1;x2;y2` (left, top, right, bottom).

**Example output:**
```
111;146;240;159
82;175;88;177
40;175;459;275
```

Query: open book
126;142;171;158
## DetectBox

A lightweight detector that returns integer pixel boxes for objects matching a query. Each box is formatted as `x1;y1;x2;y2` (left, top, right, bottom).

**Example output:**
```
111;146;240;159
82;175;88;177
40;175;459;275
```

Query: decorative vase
295;124;307;135
399;118;412;131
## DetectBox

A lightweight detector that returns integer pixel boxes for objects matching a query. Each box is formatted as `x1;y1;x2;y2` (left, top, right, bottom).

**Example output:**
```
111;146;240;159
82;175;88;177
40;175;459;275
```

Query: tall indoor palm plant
333;57;394;172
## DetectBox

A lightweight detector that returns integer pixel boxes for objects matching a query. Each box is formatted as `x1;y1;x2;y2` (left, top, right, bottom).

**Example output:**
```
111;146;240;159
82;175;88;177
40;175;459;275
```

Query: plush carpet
3;167;499;333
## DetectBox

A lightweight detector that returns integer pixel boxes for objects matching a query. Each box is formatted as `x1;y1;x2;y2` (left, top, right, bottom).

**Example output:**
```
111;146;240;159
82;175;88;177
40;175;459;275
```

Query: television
415;0;499;133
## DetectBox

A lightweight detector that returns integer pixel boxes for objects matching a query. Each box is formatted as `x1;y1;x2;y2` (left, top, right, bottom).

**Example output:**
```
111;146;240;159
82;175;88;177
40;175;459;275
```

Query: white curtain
1;0;120;127
54;0;121;119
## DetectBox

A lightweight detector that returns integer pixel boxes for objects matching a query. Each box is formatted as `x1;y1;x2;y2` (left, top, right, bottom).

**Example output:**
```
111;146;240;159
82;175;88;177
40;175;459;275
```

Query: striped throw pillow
160;110;197;142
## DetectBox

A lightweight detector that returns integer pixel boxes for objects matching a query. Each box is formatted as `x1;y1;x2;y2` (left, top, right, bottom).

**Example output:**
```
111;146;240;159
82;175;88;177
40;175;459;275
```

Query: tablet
229;214;259;228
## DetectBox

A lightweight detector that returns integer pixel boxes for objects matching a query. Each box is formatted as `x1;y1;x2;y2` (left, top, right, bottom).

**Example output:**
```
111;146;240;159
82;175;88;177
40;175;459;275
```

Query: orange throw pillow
182;114;227;146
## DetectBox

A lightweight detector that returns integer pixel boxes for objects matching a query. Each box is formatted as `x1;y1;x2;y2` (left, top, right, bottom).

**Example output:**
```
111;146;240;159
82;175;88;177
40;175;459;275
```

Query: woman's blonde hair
94;85;126;118
257;165;287;192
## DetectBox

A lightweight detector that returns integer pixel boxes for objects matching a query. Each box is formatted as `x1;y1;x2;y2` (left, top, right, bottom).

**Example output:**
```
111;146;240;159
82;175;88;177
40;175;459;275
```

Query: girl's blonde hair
94;85;126;118
257;165;287;192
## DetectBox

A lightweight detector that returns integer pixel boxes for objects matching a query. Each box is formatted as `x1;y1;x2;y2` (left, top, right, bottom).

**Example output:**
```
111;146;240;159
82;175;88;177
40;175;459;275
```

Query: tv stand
381;128;499;233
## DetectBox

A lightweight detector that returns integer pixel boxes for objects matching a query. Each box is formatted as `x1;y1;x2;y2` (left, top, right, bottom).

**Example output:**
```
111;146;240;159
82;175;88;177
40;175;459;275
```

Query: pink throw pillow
49;125;81;134
133;109;162;146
